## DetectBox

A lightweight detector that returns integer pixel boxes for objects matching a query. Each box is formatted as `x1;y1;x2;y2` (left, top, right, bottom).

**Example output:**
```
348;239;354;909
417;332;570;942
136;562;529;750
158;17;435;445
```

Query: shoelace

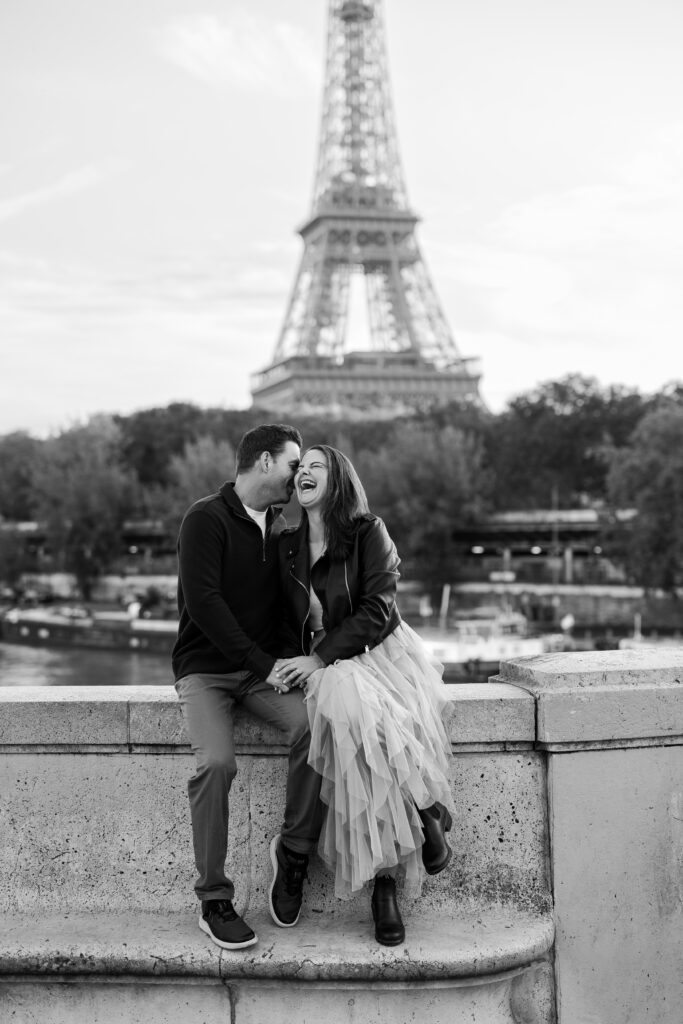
211;900;238;921
283;858;308;895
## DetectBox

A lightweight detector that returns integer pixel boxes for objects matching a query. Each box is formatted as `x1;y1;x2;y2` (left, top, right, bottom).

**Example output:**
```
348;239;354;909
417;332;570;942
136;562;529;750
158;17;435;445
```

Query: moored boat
0;606;177;655
418;606;545;682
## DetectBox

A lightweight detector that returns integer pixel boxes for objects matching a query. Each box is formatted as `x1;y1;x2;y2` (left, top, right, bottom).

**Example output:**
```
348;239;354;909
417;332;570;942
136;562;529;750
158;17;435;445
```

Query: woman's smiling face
295;448;329;510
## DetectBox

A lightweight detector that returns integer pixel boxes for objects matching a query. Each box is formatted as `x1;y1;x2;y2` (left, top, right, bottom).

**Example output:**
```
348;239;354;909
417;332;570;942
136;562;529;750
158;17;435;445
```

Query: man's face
267;441;301;504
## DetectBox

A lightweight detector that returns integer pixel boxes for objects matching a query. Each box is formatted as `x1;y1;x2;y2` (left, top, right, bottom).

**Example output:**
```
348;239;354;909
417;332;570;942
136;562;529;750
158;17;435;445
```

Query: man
172;423;322;950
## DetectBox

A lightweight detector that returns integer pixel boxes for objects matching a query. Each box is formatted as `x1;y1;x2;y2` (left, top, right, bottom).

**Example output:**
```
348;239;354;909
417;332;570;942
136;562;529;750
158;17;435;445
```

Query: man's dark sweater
172;482;288;682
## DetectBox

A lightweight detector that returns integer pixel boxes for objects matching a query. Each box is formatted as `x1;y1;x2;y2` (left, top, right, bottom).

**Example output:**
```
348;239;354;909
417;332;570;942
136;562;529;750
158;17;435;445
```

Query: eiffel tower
251;0;481;415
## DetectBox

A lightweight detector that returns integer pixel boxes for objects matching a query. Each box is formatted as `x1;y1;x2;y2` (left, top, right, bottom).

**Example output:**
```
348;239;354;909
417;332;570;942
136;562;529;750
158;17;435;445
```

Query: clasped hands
267;654;324;694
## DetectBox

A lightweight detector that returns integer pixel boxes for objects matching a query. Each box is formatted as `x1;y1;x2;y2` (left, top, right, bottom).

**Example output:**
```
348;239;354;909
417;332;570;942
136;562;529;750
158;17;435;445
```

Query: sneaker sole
268;834;301;928
198;915;258;950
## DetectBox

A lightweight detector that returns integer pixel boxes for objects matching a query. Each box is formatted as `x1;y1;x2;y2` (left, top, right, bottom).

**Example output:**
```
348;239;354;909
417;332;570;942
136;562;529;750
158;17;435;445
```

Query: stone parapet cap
0;683;535;751
497;648;683;750
498;648;683;689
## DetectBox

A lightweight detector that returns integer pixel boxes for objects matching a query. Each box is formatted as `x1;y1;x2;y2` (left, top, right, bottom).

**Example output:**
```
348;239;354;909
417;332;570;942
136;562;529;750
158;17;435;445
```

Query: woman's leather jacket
278;513;402;665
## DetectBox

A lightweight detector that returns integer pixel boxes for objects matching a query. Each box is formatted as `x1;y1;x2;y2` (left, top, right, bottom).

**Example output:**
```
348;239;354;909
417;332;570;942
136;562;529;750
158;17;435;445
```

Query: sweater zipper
234;507;268;562
290;566;311;654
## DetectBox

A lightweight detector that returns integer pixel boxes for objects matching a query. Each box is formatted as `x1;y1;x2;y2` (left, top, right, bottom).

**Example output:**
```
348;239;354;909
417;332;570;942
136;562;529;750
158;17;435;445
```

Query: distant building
453;508;637;586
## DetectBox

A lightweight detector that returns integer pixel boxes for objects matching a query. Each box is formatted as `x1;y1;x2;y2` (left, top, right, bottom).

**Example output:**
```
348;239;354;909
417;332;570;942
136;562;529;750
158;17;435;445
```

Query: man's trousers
175;670;323;902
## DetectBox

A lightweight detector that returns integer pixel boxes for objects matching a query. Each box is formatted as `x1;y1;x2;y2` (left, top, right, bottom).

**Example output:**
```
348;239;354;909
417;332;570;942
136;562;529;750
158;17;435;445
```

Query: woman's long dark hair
305;445;370;560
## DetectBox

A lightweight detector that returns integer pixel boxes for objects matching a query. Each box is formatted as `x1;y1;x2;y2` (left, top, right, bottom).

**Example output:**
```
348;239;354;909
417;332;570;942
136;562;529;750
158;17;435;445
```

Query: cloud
155;12;320;95
0;161;129;224
437;122;683;344
424;123;683;408
0;251;287;434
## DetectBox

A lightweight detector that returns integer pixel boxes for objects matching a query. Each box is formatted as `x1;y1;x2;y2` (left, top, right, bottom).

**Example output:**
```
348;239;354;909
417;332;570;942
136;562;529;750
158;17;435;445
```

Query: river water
0;643;173;687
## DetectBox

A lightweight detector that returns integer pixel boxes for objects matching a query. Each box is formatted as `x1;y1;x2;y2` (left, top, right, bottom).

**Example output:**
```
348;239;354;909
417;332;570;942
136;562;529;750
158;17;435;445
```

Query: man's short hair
236;423;302;474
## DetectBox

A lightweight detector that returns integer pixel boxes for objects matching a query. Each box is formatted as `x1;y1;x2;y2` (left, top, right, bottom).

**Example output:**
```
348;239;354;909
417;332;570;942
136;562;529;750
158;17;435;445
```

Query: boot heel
420;804;453;875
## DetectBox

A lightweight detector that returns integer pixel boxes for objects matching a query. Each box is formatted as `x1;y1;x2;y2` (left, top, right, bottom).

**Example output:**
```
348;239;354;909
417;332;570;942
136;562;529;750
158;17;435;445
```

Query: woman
275;445;454;946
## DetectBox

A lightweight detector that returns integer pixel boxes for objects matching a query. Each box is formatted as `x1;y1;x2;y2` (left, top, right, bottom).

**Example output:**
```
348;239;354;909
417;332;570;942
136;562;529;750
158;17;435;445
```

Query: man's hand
265;661;291;693
276;654;324;689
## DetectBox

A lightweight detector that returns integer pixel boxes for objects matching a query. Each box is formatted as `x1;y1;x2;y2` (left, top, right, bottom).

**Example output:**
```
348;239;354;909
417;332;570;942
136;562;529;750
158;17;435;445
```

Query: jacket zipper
232;506;269;562
343;561;352;616
290;566;311;654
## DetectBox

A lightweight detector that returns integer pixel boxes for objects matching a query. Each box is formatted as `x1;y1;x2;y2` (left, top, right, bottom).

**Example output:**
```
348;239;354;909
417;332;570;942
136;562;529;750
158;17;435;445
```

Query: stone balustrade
0;648;681;1023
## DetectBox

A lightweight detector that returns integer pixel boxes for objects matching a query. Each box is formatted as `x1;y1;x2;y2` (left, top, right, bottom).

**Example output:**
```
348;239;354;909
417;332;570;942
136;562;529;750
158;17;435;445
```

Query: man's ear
259;451;271;473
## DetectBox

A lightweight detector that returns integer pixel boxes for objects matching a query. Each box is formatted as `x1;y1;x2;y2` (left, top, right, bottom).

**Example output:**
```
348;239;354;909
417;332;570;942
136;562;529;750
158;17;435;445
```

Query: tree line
1;374;682;597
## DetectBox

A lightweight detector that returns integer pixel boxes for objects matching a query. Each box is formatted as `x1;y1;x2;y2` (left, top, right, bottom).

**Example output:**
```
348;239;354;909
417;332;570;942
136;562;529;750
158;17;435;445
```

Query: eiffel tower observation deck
251;0;481;416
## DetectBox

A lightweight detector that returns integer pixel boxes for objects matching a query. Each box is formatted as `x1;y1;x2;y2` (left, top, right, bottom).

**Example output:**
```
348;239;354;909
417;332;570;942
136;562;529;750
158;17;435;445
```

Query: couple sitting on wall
172;423;454;949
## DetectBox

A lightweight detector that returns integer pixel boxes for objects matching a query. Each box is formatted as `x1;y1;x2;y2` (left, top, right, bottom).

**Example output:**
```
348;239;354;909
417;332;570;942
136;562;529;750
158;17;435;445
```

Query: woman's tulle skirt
304;621;454;899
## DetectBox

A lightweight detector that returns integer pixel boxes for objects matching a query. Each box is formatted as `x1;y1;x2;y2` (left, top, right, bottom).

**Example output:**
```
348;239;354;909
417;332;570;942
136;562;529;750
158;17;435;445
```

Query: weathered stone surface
535;684;683;746
1;909;555;1022
444;683;534;747
2;652;681;1024
0;748;549;917
0;906;554;980
547;743;683;1024
231;974;532;1024
0;687;128;746
127;687;186;746
498;649;683;748
0;754;198;913
0;683;536;750
128;689;289;749
0;980;231;1024
498;647;683;690
444;751;550;912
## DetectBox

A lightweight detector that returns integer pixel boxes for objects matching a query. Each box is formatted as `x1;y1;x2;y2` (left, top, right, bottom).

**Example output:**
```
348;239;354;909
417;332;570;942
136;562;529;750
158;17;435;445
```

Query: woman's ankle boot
418;803;453;875
371;875;405;946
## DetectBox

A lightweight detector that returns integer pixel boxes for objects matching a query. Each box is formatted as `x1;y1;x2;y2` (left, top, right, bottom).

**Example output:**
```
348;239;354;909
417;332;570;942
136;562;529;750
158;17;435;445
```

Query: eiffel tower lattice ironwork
251;0;481;415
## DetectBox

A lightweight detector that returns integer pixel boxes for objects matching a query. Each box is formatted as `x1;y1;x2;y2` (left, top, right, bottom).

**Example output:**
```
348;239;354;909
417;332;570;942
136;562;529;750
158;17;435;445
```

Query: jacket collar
282;516;308;560
220;481;282;524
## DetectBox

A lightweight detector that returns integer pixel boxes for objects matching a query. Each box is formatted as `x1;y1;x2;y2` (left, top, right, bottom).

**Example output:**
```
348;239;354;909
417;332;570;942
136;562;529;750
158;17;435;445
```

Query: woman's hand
276;654;324;688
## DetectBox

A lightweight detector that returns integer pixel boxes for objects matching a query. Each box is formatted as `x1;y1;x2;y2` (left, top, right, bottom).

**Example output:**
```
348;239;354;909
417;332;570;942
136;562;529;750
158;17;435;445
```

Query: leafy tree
116;403;211;486
0;528;35;590
486;375;650;508
354;421;492;588
142;435;238;537
117;404;300;487
606;402;683;592
29;417;139;599
0;432;43;520
168;435;236;502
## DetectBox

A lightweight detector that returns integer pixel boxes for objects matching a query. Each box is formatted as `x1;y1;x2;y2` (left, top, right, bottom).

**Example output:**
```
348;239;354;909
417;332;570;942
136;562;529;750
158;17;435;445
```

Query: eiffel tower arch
251;0;481;416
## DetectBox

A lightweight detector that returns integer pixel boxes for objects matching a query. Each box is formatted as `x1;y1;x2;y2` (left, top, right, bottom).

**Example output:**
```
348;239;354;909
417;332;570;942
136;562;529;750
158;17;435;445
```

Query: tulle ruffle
304;622;454;899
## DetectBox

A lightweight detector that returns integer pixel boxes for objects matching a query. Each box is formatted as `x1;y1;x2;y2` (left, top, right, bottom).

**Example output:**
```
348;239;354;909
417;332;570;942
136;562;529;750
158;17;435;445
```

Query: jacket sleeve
314;518;400;665
178;507;275;679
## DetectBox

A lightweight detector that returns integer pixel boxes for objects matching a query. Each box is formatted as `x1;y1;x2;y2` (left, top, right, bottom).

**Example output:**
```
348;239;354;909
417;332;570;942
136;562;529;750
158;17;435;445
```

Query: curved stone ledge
0;906;554;982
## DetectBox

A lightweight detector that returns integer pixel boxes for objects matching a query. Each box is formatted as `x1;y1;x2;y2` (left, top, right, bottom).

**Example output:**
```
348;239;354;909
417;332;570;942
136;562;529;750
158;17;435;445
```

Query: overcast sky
2;0;682;436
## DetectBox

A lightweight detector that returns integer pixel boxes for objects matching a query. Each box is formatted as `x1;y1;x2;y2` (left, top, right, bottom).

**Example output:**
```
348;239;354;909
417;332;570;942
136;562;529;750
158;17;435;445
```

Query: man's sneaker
199;899;258;950
268;834;309;927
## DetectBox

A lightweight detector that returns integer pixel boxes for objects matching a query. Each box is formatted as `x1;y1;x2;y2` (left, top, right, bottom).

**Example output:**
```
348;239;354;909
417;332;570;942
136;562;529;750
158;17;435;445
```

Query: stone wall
1;648;682;1022
497;648;683;1023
